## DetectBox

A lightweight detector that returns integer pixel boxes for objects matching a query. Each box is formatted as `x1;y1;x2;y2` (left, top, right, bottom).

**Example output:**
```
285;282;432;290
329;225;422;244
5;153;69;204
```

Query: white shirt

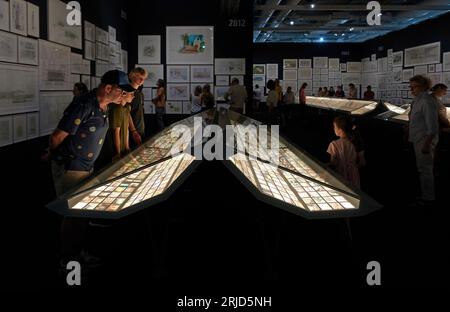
408;92;439;143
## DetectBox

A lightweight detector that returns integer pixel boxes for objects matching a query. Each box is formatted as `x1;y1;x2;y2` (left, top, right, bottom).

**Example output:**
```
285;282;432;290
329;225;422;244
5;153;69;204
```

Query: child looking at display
327;116;361;188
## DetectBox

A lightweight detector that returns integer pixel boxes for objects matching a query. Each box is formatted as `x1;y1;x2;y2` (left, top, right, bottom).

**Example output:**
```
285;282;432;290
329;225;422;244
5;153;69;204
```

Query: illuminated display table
305;96;380;116
48;109;381;220
375;103;411;124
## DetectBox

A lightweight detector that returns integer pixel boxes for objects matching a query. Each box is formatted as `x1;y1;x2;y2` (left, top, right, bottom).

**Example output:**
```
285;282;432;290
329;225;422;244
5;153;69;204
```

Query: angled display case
305;96;380;116
375;102;411;124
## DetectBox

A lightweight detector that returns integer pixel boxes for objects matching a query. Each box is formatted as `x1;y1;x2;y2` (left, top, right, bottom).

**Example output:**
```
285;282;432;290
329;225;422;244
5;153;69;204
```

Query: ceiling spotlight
310;4;315;9
290;21;294;25
334;33;338;36
349;27;354;31
341;33;345;36
319;37;324;42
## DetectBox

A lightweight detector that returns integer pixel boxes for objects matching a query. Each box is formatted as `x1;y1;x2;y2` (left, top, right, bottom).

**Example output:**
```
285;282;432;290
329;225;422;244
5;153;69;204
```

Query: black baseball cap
101;70;135;92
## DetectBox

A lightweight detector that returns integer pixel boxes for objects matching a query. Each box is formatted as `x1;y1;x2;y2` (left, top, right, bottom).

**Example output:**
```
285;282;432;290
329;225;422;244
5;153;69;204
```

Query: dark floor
2;108;449;290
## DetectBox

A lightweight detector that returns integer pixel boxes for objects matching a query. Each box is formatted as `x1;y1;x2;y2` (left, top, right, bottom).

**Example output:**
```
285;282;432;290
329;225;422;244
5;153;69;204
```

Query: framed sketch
393;67;402;83
182;101;192;114
230;75;244;85
443;52;450;71
108;26;116;43
328;58;340;71
39;91;73;136
166;26;214;64
216;75;229;86
253;75;265;88
166;101;183;114
283;59;297;69
121;50;128;72
0;0;9;31
443;72;450;87
404;41;440;67
9;0;27;36
283;69;297;81
13;114;26;143
71;53;83;74
84;21;95;42
414;65;427;76
48;0;82;49
266;64;278;79
342;73;361;86
95;60;109;77
313;57;328;69
138;35;161;64
96;27;108;44
435;63;442;72
0;115;13;147
96;42;109;61
402;68;414;82
0;31;18;63
215;58;245;75
283;80;297;93
298;67;312;80
139;64;164;88
143;101;155;115
81;75;91;90
392;51;403;67
428;73;442;86
167;84;190;101
84;41;95;60
27;112;38;139
253;64;265;75
71;74;80;87
298;59;311;68
18;36;38;65
215;86;229;101
0;63;39;115
27;2;39;38
340;63;347;72
347;62;362;73
167;65;190;83
428;64;436;73
39;39;71;91
81;59;90;75
191;65;213;83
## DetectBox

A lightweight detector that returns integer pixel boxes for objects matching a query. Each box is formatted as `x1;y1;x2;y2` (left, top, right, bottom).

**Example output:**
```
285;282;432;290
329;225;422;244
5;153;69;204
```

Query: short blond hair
129;67;148;80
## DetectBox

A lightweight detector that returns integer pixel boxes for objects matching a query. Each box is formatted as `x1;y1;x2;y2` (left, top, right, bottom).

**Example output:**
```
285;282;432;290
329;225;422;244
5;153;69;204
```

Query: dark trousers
155;107;165;131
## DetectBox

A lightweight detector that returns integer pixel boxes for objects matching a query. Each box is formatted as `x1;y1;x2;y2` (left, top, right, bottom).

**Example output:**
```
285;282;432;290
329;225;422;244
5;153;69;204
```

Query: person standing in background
72;82;89;99
328;86;336;97
317;87;323;97
191;85;203;114
153;79;166;131
128;67;148;145
224;78;247;114
335;85;345;98
253;84;262;113
363;85;375;100
274;79;283;104
348;84;358;99
202;84;215;110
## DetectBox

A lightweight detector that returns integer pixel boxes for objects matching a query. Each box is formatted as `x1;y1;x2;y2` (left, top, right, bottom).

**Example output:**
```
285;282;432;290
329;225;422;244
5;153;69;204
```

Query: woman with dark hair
202;84;215;110
72;82;89;98
153;79;166;131
299;83;307;105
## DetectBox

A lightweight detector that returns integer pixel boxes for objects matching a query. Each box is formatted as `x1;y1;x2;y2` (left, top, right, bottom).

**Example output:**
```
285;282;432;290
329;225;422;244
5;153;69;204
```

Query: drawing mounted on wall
167;65;190;83
253;64;265;75
108;26;116;43
414;65;427;76
230;75;244;85
96;27;108;44
18;36;38;65
215;58;245;75
39;39;71;91
404;41;440;67
166;101;183;114
121;50;128;72
443;52;450;71
0;63;39;115
340;63;347;72
139;64;164;88
9;0;27;36
143;101;155;114
48;0;82;49
182;101;192;114
283;59;297;69
27;112;38;139
0;30;18;63
283;80;297;94
166;26;214;64
346;62;362;73
253;75;265;88
215;86;229;101
0;115;12;147
266;64;278;79
84;21;95;42
313;57;328;69
428;73;442;86
435;63;442;72
341;72;361;86
81;75;91;90
95;60;109;77
84;41;95;60
96;42;109;61
393;67;402;83
0;0;9;31
167;84;190;101
13;114;26;143
392;51;403;67
26;2;39;38
80;59;90;75
216;75;229;86
190;65;213;83
298;59;311;68
328;58;339;71
39;91;73;136
138;35;161;64
298;68;312;80
428;64;436;73
71;53;83;74
402;68;414;82
283;69;297;81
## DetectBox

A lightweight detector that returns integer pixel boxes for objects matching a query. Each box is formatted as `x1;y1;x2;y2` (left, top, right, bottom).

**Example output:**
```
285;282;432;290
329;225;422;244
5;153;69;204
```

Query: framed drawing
18;36;38;65
253;75;265;88
191;65;213;83
39;40;71;91
443;52;450;71
0;63;39;115
138;35;161;64
402;68;414;82
230;75;244;85
81;59;90;75
96;27;108;44
215;86;229;101
143;101;155;115
347;62;362;73
13;114;27;143
266;64;278;79
0;0;9;31
167;84;190;101
340;63;347;72
139;64;164;88
216;75;229;86
283;69;297;81
108;26;116;43
84;41;95;60
283;80;297;93
342;73;361;86
215;58;245;75
9;0;27;36
435;63;442;72
48;0;82;49
404;41;440;67
283;59;297;69
182;101;192;114
95;60;109;77
84;21;95;42
27;2;39;38
71;53;83;74
428;64;436;73
328;58;339;71
121;50;128;72
313;57;328;69
81;75;91;90
96;42;109;61
253;64;265;75
298;67;312;80
167;65;190;83
39;91;73;136
393;51;403;67
166;101;183;114
393;67;402;83
166;26;214;64
0;31;18;63
0;115;13;147
414;65;427;76
298;59;311;68
27;112;39;139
